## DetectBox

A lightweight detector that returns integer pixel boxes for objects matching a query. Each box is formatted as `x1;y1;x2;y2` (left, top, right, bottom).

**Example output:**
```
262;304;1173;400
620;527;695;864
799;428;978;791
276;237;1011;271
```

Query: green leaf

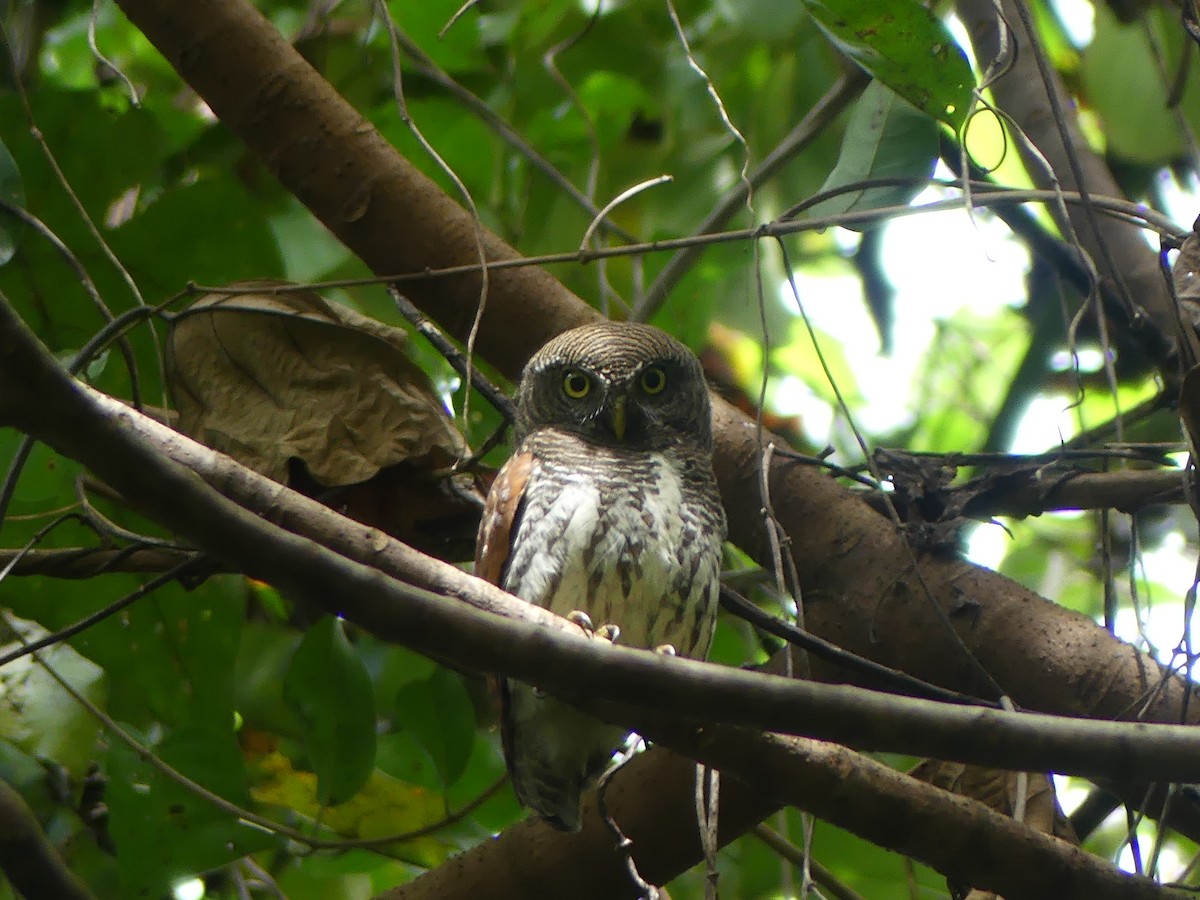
0;615;106;777
389;0;487;75
0;136;24;266
1082;3;1185;164
235;620;304;736
801;1;973;128
0;429;80;509
807;80;938;227
106;728;275;898
392;667;475;788
69;577;244;734
283;617;377;805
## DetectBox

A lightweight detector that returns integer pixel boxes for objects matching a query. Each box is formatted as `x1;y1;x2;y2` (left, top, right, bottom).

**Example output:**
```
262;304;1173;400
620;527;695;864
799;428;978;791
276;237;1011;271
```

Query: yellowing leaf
250;751;452;867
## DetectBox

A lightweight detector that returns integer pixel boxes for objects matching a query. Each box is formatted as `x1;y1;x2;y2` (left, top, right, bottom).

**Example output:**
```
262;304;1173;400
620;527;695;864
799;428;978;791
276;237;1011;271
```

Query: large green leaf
801;1;973;128
283;617;378;805
67;577;244;734
1081;3;1187;164
807;80;938;227
392;667;475;788
0;615;106;777
105;728;275;897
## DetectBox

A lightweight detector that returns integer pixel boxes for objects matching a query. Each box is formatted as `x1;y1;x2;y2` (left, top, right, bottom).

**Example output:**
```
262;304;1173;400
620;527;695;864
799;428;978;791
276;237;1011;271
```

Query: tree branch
632;722;1183;900
6;289;1200;896
0;779;95;900
105;0;1200;726
52;0;1200;889
0;547;195;577
956;0;1193;372
397;716;1187;900
6;313;1200;784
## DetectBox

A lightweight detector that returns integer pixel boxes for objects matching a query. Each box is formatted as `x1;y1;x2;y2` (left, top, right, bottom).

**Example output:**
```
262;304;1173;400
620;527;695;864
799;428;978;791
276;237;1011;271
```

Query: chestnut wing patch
475;450;535;586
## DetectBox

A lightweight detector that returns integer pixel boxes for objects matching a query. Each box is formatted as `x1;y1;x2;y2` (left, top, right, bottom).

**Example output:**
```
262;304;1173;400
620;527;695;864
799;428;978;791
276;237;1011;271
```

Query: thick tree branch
632;723;1182;900
0;779;94;900
385;747;779;900
957;0;1193;371
5;317;1200;784
106;0;1200;726
394;722;1187;900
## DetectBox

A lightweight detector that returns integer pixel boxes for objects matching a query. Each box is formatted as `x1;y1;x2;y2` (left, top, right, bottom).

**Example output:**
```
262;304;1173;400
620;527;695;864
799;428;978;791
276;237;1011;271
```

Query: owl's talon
654;643;677;656
567;610;595;634
566;612;621;645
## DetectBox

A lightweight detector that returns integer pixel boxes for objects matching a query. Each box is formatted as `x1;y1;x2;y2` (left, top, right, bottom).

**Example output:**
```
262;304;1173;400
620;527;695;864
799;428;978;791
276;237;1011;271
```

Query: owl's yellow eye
562;370;592;399
639;366;668;395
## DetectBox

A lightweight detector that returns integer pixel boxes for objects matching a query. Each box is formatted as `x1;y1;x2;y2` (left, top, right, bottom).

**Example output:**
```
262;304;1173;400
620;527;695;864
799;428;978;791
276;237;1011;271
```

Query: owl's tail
500;679;627;833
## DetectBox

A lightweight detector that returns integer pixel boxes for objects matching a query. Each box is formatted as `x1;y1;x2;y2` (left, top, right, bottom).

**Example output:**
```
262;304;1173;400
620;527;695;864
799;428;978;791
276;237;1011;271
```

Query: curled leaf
806;80;938;228
167;282;484;558
167;281;466;485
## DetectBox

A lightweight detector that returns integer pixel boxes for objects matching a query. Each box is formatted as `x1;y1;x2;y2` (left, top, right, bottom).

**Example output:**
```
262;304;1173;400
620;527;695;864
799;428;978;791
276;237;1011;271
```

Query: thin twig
388;26;639;245
0;199;141;408
2;28;166;409
389;287;515;423
177;186;1185;298
375;0;491;429
720;585;997;707
88;0;140;104
632;69;867;321
694;763;720;900
751;824;869;900
597;765;659;900
776;237;1007;701
0;557;206;669
579;175;673;254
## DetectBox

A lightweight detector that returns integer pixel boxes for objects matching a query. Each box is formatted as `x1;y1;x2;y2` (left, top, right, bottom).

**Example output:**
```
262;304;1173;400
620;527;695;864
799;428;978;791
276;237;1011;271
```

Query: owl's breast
503;448;723;658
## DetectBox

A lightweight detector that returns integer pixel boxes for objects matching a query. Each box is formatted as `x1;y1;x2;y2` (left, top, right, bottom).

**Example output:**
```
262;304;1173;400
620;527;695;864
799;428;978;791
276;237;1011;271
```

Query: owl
476;321;727;832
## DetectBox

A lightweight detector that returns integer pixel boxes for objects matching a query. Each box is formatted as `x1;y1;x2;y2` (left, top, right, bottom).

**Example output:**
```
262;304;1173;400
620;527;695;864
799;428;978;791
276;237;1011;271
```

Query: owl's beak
607;395;628;440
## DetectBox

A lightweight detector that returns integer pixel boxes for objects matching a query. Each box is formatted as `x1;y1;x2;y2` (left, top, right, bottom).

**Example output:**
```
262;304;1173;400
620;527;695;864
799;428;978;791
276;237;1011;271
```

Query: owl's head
514;322;712;452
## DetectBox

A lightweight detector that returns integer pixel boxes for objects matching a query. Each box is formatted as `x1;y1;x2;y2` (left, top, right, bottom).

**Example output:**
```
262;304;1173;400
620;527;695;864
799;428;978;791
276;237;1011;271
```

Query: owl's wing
474;449;534;586
476;450;537;815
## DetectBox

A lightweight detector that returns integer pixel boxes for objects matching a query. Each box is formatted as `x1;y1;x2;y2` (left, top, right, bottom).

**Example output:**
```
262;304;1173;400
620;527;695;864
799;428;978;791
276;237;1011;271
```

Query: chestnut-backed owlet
476;321;726;831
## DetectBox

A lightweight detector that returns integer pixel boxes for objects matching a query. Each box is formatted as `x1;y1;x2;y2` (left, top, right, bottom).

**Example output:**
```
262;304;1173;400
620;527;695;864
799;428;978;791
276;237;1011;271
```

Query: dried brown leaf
910;760;1078;900
167;281;467;486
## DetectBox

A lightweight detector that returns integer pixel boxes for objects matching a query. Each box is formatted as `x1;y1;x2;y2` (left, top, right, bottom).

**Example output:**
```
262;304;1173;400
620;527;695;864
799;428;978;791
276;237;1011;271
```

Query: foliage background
1;0;1198;897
